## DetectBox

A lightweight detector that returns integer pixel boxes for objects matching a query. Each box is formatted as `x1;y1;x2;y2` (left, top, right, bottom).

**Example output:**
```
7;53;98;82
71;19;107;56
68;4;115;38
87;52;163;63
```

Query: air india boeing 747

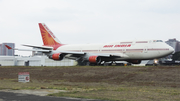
6;23;174;65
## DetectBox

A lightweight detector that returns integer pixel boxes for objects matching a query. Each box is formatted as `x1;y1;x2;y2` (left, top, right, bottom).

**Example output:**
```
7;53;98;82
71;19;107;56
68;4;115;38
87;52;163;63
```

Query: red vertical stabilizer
38;23;63;50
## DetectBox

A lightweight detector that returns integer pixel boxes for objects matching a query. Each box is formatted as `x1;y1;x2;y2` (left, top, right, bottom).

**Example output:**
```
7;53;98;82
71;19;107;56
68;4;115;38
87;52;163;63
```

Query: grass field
0;66;180;101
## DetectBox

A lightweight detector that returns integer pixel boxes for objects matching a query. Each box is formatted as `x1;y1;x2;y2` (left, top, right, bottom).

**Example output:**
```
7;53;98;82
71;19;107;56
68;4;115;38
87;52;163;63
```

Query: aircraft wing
6;44;85;55
22;44;128;57
55;51;128;58
6;45;128;59
5;45;51;52
23;44;86;55
57;51;85;55
22;44;53;50
95;53;129;58
56;51;128;58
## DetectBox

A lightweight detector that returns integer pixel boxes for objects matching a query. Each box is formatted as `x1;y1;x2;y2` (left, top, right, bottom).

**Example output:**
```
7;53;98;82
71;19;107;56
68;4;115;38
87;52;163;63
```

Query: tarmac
0;89;103;101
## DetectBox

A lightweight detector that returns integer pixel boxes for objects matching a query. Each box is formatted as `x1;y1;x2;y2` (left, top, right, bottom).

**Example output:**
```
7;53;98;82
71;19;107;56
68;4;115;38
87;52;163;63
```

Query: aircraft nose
169;46;174;54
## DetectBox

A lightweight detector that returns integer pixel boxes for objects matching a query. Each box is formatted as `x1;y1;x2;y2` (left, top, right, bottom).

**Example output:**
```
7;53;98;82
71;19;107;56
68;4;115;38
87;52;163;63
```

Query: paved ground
0;89;67;96
0;91;103;101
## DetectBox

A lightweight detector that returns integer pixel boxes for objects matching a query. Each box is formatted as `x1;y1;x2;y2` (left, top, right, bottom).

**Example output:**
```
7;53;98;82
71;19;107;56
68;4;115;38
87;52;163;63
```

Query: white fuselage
56;40;174;61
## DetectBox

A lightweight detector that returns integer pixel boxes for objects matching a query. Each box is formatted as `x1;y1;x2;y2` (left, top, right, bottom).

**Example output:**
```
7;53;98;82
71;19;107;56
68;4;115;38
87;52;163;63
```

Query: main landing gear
77;60;131;66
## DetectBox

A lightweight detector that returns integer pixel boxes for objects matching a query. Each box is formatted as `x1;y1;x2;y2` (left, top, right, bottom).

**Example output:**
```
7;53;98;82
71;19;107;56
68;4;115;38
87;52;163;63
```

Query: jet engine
127;60;141;64
50;53;64;60
88;56;101;64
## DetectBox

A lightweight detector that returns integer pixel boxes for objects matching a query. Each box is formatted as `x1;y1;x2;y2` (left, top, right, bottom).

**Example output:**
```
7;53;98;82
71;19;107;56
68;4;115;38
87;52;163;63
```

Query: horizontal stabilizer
22;44;53;50
5;45;51;52
16;49;50;52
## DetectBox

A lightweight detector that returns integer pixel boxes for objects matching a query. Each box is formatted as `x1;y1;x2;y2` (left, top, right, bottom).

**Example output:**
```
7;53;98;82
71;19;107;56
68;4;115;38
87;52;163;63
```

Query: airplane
6;23;174;66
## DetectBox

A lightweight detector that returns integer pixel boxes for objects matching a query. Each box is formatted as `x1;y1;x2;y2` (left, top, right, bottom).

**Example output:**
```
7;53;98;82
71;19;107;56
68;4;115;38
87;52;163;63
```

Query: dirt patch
0;66;180;87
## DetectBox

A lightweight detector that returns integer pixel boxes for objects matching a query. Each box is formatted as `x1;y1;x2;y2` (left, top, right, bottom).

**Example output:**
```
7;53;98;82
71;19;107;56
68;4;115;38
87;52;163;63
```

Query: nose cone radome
169;46;175;54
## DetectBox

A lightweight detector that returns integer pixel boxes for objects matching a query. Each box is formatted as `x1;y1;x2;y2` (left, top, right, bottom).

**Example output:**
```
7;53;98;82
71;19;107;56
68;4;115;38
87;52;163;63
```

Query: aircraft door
122;48;126;53
144;46;148;53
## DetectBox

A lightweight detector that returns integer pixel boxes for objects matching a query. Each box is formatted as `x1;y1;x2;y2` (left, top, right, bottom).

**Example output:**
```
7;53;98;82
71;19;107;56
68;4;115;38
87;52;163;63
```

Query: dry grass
0;66;180;101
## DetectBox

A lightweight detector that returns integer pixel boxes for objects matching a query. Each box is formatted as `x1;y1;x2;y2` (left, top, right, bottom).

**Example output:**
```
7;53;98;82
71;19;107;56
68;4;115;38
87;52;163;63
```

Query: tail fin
39;23;63;50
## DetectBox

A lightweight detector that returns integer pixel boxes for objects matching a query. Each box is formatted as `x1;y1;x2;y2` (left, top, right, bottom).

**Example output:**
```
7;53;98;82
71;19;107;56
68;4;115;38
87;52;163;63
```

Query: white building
0;56;76;66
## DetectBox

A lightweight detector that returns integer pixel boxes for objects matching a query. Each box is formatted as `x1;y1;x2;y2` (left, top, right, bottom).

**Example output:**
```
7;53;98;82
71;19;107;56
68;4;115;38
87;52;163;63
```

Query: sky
0;0;180;56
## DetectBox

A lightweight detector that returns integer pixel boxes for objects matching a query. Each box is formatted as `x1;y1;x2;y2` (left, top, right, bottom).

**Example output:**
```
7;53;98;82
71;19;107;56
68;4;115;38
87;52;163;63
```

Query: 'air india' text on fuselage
103;44;131;48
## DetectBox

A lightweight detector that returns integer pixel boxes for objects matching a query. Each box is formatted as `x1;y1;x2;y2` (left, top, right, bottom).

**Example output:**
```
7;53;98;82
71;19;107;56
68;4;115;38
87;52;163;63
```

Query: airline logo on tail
39;23;63;50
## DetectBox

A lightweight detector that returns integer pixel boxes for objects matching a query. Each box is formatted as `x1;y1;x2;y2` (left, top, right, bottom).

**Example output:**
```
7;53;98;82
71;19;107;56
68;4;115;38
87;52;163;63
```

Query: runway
0;91;103;101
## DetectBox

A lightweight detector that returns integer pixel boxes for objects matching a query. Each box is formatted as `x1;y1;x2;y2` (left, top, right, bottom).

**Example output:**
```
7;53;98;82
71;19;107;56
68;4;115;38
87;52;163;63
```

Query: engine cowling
51;53;64;60
127;60;141;64
88;56;101;64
